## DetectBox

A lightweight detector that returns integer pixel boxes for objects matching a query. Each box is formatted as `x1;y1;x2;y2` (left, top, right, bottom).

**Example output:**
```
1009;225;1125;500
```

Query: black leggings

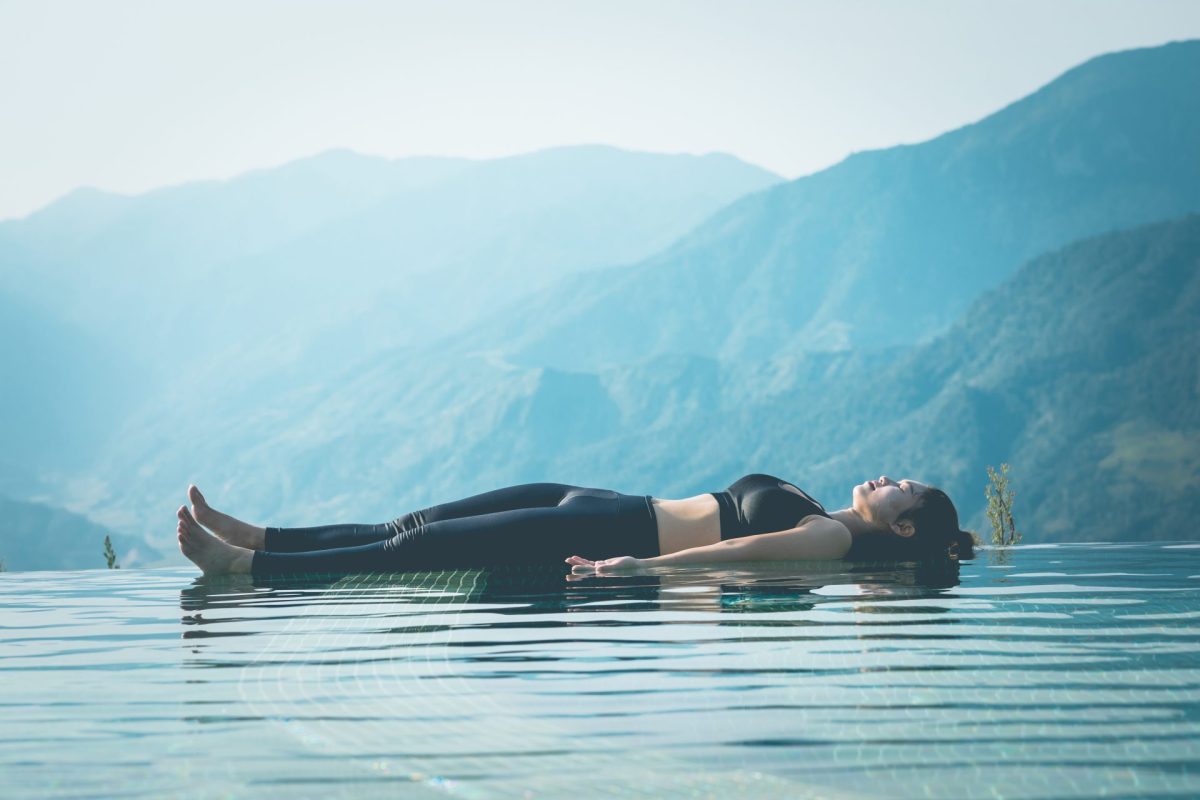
250;482;661;576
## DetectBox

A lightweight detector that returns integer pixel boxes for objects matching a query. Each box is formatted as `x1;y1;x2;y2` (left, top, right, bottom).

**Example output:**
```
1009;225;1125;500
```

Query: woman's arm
642;516;850;567
564;517;850;574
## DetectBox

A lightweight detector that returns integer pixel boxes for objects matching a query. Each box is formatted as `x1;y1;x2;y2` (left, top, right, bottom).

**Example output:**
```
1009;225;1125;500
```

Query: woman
176;473;977;577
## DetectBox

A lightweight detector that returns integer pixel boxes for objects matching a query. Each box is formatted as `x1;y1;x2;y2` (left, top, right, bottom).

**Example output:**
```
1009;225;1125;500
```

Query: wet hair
843;487;979;563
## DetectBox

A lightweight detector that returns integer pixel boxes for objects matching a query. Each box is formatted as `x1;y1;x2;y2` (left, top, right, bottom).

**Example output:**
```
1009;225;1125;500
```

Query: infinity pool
3;542;1199;799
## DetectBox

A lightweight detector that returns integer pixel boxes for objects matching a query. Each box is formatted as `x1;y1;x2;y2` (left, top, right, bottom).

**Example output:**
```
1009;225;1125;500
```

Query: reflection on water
3;543;1200;798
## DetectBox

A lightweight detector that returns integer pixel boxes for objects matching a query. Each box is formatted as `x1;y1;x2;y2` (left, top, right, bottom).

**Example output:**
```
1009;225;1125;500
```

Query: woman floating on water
177;473;976;577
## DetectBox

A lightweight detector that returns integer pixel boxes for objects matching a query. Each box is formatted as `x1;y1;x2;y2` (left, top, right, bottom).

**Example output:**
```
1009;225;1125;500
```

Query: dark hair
843;487;979;562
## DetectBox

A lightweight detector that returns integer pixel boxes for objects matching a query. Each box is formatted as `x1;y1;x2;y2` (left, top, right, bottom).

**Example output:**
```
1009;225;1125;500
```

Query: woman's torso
651;493;723;555
652;473;830;555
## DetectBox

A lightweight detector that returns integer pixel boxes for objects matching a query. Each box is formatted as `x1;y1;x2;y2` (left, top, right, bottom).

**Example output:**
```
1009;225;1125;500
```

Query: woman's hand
564;555;644;574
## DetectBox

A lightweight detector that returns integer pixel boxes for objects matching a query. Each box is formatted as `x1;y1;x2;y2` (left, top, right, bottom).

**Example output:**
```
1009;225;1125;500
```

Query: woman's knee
386;511;424;533
514;482;577;498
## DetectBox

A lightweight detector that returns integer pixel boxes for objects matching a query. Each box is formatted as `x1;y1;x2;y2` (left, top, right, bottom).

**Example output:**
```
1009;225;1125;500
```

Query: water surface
2;542;1199;798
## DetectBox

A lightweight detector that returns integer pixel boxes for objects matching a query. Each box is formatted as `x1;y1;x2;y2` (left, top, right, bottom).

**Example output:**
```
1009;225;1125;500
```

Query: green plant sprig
103;535;121;569
985;463;1021;546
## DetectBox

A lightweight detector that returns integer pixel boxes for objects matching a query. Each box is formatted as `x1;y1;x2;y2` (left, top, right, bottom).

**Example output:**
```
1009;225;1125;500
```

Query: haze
2;0;1199;221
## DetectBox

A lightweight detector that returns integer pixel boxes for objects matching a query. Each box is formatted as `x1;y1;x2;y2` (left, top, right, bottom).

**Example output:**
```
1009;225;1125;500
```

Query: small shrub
984;463;1020;546
103;535;121;569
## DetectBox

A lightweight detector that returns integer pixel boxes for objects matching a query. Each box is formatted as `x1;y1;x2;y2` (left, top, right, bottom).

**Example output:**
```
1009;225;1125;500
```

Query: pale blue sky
1;0;1198;220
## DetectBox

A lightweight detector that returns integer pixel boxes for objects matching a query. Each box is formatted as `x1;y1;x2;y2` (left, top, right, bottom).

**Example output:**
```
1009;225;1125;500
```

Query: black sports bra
710;473;830;541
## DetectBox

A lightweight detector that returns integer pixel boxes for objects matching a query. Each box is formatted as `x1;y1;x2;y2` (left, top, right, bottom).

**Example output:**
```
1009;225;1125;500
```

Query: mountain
2;149;472;265
0;145;781;472
0;145;779;354
451;39;1200;371
186;145;785;375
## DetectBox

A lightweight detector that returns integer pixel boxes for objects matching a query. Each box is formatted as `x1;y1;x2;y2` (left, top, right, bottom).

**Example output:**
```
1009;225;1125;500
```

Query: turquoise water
2;542;1199;799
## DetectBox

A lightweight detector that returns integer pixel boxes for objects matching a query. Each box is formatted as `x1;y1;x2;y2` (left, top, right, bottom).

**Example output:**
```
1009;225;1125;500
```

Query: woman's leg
260;522;396;552
251;488;658;576
262;483;580;553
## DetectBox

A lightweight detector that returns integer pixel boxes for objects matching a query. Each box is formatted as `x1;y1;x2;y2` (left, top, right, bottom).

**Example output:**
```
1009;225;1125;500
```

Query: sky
1;0;1199;221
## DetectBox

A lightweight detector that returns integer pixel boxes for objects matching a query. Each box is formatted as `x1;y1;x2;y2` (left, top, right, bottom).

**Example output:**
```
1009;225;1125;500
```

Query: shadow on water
178;558;966;625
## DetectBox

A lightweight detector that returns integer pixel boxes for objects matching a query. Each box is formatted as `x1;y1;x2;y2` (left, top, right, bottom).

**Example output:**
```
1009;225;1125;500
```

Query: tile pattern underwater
2;542;1199;799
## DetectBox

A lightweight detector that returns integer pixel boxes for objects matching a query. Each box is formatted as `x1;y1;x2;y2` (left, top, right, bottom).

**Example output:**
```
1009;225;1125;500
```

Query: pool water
2;542;1199;799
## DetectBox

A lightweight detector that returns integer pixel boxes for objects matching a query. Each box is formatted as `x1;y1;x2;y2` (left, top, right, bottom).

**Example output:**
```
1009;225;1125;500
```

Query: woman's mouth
868;480;877;490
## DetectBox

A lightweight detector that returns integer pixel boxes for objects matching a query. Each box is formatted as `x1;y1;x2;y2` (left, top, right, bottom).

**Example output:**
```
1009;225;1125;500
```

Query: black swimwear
249;474;828;577
251;482;661;576
711;473;829;540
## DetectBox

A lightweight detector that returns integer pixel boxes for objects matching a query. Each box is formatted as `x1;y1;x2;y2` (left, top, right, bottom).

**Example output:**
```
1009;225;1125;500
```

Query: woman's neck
828;507;884;539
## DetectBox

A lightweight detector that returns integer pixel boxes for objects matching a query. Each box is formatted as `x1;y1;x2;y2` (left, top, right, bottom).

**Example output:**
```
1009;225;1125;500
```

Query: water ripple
1;543;1198;798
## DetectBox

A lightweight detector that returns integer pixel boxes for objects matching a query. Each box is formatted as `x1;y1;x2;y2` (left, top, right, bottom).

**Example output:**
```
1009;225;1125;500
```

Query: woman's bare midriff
651;493;722;556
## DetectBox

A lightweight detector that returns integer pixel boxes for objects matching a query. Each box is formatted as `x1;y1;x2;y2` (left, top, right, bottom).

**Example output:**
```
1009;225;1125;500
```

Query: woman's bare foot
188;485;266;550
177;505;254;576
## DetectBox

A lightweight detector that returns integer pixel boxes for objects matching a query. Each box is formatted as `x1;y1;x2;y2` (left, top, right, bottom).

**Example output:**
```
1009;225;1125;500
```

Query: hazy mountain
0;145;781;472
187;145;785;377
0;149;473;474
0;145;779;353
1;149;472;267
0;492;161;572
454;39;1200;371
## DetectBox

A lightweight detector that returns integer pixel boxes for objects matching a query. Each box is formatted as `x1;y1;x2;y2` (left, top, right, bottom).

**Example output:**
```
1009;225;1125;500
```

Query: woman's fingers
566;555;597;575
575;558;619;573
566;555;642;575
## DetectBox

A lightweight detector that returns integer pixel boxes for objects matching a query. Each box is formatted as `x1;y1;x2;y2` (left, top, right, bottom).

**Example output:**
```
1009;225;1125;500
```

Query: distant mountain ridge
453;39;1200;370
0;144;780;474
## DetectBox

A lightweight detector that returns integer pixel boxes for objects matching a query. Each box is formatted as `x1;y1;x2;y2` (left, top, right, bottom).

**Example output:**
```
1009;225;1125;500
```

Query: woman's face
853;476;930;530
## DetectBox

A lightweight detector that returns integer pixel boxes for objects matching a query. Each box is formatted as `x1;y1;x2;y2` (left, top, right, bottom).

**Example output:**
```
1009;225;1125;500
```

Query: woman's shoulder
797;514;853;558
